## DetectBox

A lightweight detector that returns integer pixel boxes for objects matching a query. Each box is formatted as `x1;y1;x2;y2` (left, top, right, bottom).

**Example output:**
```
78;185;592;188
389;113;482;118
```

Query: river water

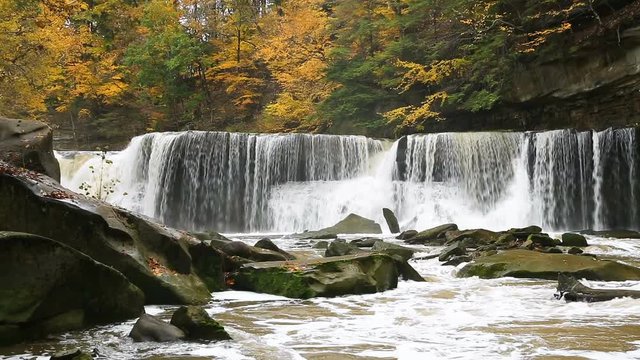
5;129;640;359
3;234;640;360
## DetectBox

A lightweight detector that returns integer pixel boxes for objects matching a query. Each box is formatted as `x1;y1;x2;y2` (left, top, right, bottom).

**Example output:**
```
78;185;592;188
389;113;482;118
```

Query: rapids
3;234;640;359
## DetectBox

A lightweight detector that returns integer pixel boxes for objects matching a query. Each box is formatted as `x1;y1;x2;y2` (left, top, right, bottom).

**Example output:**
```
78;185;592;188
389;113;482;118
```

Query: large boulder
458;249;640;281
170;306;231;341
254;238;295;260
405;223;458;245
231;254;404;298
129;314;185;342
0;117;60;181
561;233;589;247
371;241;416;262
0;162;214;305
0;232;144;345
296;213;382;239
219;241;290;262
444;228;501;247
382;208;400;233
325;239;367;257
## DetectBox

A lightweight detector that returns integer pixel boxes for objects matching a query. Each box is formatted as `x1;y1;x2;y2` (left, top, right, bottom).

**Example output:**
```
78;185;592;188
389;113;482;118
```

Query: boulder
389;255;425;282
231;254;403;298
295;213;382;239
372;241;416;262
443;255;473;267
0;232;144;346
325;240;366;257
170;306;231;341
405;224;458;245
187;242;227;291
443;229;500;247
350;237;382;248
556;273;640;302
561;233;589;247
254;238;295;260
0;117;60;181
507;225;542;239
458;249;640;281
396;230;418;240
129;314;185;342
219;241;289;262
0;162;213;305
568;247;584;255
312;241;329;249
526;233;557;247
382;208;400;233
438;242;467;262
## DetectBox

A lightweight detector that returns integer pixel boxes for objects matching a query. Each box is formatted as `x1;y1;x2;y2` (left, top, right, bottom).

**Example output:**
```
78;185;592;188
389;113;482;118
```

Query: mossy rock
561;233;589;247
405;223;458;245
0;232;144;345
458;249;640;281
231;254;402;298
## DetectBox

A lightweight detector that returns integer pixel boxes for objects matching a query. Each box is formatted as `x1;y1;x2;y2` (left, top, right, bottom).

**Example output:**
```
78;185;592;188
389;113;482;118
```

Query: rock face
0;163;214;305
0;232;144;345
458;249;640;281
231;254;403;298
382;208;400;233
170;306;231;341
129;314;185;342
0;117;60;181
296;213;382;239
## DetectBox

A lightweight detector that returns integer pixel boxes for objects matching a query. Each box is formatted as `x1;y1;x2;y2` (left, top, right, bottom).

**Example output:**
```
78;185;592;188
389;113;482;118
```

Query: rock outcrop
0;162;215;305
0;117;60;181
0;232;144;345
170;306;231;341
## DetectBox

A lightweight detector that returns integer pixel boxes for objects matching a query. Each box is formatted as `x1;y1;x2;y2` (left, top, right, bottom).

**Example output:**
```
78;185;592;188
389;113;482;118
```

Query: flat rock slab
231;254;400;298
458;249;640;281
295;213;382;239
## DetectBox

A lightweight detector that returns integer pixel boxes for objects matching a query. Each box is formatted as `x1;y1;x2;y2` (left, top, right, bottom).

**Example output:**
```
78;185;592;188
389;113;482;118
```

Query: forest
1;0;638;141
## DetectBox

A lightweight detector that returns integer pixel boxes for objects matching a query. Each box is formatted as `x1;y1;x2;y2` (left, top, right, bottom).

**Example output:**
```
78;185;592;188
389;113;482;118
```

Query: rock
527;233;557;247
312;241;329;249
129;314;185;342
396;230;418;240
231;254;402;298
561;233;589;247
495;233;516;246
382;208;400;233
389;255;425;282
325;240;366;257
295;213;382;239
0;162;213;305
50;348;92;360
443;255;473;267
557;273;640;302
521;239;534;250
0;232;144;346
404;224;458;245
507;225;542;239
458;249;640;281
568;247;584;255
170;306;231;341
187;242;227;291
544;247;563;254
220;241;289;262
438;243;467;262
579;230;640;239
0;117;60;181
254;238;295;260
190;231;231;242
371;241;416;262
350;237;382;248
443;229;500;247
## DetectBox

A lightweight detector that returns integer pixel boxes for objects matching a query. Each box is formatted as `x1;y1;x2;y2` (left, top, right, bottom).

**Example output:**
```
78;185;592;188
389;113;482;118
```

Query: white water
5;234;640;360
58;128;639;233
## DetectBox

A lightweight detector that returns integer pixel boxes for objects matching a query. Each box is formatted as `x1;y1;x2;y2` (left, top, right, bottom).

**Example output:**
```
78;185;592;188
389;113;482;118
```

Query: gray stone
129;314;185;342
382;208;400;233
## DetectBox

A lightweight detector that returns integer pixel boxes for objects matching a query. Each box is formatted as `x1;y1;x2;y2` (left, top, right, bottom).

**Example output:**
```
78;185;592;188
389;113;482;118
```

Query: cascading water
59;128;640;233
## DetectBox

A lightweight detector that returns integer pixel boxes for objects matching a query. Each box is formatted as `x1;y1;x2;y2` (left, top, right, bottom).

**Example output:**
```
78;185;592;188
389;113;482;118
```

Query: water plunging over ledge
57;128;640;233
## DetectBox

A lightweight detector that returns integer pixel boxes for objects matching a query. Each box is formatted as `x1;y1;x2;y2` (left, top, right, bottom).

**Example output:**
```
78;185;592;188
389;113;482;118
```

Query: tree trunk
556;273;640;302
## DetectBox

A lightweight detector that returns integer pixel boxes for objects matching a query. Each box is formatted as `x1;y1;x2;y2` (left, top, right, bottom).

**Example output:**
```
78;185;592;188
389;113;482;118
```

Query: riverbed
3;234;640;360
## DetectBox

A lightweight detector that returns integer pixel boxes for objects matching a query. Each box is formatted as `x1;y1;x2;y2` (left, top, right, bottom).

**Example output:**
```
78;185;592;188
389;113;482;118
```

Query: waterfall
59;128;640;233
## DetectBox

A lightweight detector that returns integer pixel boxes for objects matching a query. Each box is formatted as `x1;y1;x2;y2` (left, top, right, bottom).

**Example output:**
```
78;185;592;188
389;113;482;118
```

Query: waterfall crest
59;128;640;233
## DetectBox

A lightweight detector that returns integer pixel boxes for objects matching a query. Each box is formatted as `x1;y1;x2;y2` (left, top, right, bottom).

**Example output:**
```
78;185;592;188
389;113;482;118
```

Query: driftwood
556;273;640;302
